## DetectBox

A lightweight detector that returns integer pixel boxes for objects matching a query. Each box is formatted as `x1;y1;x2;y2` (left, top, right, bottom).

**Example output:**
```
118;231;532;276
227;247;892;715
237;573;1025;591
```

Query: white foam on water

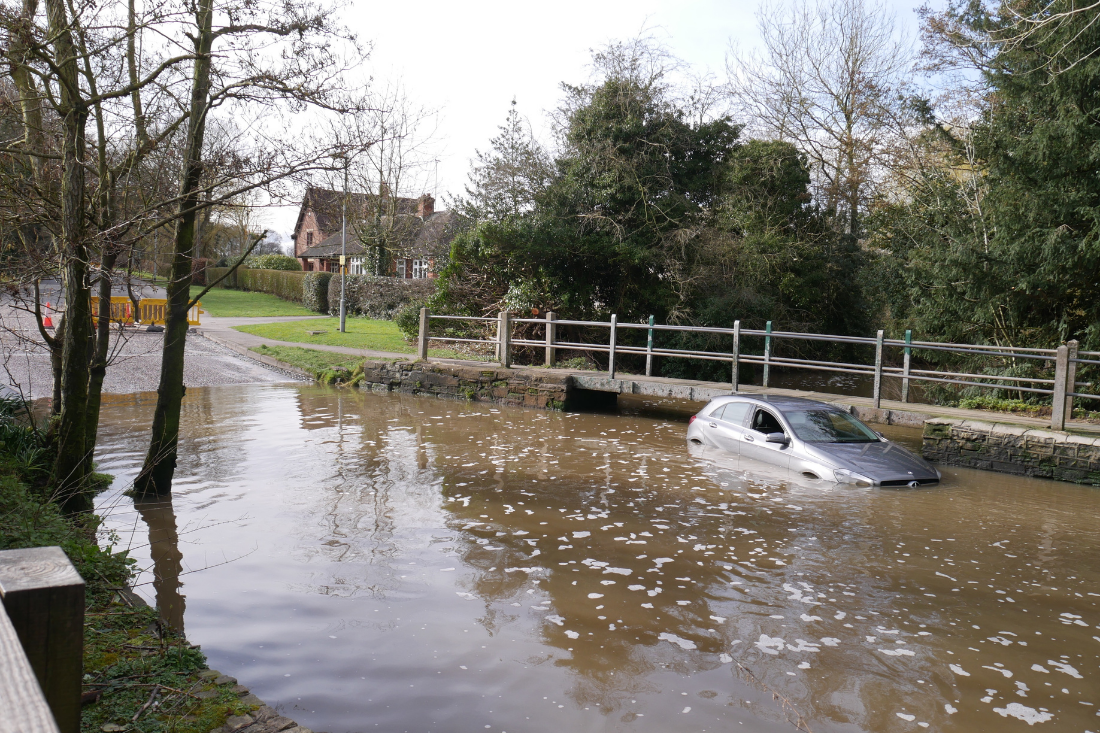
710;615;726;623
800;614;822;622
456;592;476;600
993;703;1054;725
1031;664;1049;673
588;593;604;599
647;588;662;596
1047;660;1082;679
944;704;957;714
821;637;840;646
603;567;632;575
546;615;565;626
600;580;616;585
565;630;579;639
983;665;1013;678
798;662;810;669
719;653;733;663
755;634;785;655
641;603;654;608
573;531;590;538
879;649;916;656
834;612;846;620
949;664;970;676
628;585;646;591
896;713;915;721
653;557;674;567
787;639;820;652
659;632;698;650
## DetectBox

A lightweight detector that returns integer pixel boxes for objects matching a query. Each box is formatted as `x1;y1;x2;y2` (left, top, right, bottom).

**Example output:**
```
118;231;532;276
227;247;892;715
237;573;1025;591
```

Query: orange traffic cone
43;302;54;329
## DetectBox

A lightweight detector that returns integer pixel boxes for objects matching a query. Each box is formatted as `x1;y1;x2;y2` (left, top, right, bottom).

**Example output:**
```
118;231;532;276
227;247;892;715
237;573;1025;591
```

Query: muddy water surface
94;386;1100;733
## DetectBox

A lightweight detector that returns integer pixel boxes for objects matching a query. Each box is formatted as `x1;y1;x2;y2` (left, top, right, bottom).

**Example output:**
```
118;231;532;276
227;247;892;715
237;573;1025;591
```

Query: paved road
0;299;304;401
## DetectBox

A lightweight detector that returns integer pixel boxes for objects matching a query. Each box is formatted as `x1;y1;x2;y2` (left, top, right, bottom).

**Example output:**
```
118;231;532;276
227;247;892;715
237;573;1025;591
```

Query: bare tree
728;0;913;235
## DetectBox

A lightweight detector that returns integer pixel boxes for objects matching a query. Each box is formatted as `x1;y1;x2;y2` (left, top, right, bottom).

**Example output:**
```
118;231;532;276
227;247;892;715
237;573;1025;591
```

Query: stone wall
358;360;570;410
923;419;1100;486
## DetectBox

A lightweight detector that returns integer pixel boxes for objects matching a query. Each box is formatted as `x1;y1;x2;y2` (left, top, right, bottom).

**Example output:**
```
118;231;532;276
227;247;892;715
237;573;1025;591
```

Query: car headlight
833;468;873;486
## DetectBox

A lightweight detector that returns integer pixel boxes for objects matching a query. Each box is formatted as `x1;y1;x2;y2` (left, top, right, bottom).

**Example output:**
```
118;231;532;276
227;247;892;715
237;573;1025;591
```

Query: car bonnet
809;440;937;479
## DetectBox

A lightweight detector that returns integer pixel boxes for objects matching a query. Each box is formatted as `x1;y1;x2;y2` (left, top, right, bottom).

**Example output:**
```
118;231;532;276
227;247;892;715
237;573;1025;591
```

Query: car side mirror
765;432;789;445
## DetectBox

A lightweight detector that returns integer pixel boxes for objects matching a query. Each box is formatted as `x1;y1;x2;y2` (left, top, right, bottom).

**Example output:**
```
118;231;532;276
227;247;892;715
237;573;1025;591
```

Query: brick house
291;186;457;276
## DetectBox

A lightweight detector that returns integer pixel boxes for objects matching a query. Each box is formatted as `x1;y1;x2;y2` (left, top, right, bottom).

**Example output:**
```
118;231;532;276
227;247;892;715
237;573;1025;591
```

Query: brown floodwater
93;385;1100;733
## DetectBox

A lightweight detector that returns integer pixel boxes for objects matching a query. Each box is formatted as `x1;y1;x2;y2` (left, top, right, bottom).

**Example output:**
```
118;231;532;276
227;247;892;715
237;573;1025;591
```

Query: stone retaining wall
357;360;570;410
923;419;1100;486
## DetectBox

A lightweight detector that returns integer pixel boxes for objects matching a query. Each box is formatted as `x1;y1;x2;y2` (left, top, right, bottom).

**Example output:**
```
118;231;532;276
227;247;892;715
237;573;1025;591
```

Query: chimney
418;193;435;219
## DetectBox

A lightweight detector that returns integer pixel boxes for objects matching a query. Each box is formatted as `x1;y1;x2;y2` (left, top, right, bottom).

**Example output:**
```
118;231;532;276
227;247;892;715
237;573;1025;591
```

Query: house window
349;257;364;275
395;258;407;278
412;259;429;279
306;231;313;246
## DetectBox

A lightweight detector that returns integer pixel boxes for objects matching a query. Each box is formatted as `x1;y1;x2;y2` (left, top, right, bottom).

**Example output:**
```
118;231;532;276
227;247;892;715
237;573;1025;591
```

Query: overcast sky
260;0;925;240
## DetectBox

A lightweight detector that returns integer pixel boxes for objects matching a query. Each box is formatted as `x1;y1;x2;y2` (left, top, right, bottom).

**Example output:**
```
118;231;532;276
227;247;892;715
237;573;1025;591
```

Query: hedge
329;275;434;320
246;253;301;271
204;266;307;306
303;272;333;313
238;269;307;302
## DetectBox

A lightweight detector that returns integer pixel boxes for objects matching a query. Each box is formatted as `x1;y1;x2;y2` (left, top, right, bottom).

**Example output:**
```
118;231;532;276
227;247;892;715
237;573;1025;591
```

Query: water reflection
134;496;186;633
93;385;1100;733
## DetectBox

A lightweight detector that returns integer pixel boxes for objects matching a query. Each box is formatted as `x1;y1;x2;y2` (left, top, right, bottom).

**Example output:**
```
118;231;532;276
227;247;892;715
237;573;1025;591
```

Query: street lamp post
339;160;348;333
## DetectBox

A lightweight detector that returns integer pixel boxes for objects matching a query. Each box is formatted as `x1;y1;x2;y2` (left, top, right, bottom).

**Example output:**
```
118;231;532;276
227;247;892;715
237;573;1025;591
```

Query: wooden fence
0;546;84;733
417;309;1099;431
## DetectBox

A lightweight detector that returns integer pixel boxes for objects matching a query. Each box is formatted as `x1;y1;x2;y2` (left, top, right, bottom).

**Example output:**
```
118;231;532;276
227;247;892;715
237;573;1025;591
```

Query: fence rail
0;546;84;733
417;309;1097;431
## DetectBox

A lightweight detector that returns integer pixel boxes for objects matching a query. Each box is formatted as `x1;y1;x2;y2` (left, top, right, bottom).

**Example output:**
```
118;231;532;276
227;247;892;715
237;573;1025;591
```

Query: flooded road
94;385;1100;732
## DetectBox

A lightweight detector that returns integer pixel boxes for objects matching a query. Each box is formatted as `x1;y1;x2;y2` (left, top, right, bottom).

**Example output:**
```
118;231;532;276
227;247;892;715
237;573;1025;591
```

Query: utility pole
339;159;348;333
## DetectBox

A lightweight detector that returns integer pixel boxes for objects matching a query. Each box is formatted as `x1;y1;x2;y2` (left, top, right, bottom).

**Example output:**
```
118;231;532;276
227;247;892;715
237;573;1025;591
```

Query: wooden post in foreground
645;315;655;377
1065;339;1079;421
608;314;618;379
901;329;912;403
499;311;512;368
873;330;884;409
1051;344;1069;431
731;320;741;392
417;308;430;361
763;321;773;388
545;312;556;367
0;546;84;733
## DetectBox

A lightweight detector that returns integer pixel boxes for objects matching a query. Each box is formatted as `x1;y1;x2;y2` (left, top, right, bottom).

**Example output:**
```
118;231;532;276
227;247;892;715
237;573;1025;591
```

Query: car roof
706;394;846;414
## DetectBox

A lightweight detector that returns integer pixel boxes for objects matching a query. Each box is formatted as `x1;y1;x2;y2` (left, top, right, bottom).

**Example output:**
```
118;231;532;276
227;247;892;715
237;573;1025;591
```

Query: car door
741;406;792;469
702;401;752;454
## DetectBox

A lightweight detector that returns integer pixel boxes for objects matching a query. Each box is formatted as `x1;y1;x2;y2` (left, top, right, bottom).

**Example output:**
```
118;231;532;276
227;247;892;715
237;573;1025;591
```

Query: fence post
608;314;618;379
873;330;884;409
417;308;430;361
763;321;772;388
1065;339;1079;421
901;329;912;403
731;320;741;392
499;311;512;368
1051;344;1069;431
645;315;655;377
0;546;85;733
545;312;556;367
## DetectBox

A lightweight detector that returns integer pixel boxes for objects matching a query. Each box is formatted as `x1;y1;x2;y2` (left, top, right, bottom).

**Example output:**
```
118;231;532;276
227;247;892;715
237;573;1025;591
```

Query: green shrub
395;302;422;338
206;266;234;288
246;253;301;271
303;272;333;313
334;274;434;320
238;268;306;303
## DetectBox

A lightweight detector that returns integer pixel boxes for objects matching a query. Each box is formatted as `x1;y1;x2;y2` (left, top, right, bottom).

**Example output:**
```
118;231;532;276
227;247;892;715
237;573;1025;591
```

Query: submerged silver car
686;395;940;487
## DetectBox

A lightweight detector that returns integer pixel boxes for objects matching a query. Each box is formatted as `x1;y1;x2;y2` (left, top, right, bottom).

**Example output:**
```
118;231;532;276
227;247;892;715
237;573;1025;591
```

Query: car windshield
783;410;880;443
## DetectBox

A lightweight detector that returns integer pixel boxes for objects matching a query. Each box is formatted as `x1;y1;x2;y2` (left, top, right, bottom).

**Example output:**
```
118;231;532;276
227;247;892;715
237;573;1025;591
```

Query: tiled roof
298;210;458;260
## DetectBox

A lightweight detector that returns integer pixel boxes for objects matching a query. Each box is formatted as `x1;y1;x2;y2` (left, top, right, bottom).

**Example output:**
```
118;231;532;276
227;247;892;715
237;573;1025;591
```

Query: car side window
751;408;784;434
709;403;727;419
722;402;751;426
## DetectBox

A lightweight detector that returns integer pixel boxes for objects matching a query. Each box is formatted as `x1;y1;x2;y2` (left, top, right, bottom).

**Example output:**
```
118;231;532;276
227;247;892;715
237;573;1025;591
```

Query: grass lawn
235;316;472;359
190;286;316;317
251;344;374;375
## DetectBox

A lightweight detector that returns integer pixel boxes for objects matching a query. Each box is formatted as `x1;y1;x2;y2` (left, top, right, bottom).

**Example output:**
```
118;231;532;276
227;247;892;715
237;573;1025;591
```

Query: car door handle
744;435;754;442
708;422;717;428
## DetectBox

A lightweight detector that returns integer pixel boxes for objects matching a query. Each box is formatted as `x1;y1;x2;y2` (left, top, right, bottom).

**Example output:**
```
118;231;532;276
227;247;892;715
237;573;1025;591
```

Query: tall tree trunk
134;0;214;497
45;0;94;512
86;251;118;452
